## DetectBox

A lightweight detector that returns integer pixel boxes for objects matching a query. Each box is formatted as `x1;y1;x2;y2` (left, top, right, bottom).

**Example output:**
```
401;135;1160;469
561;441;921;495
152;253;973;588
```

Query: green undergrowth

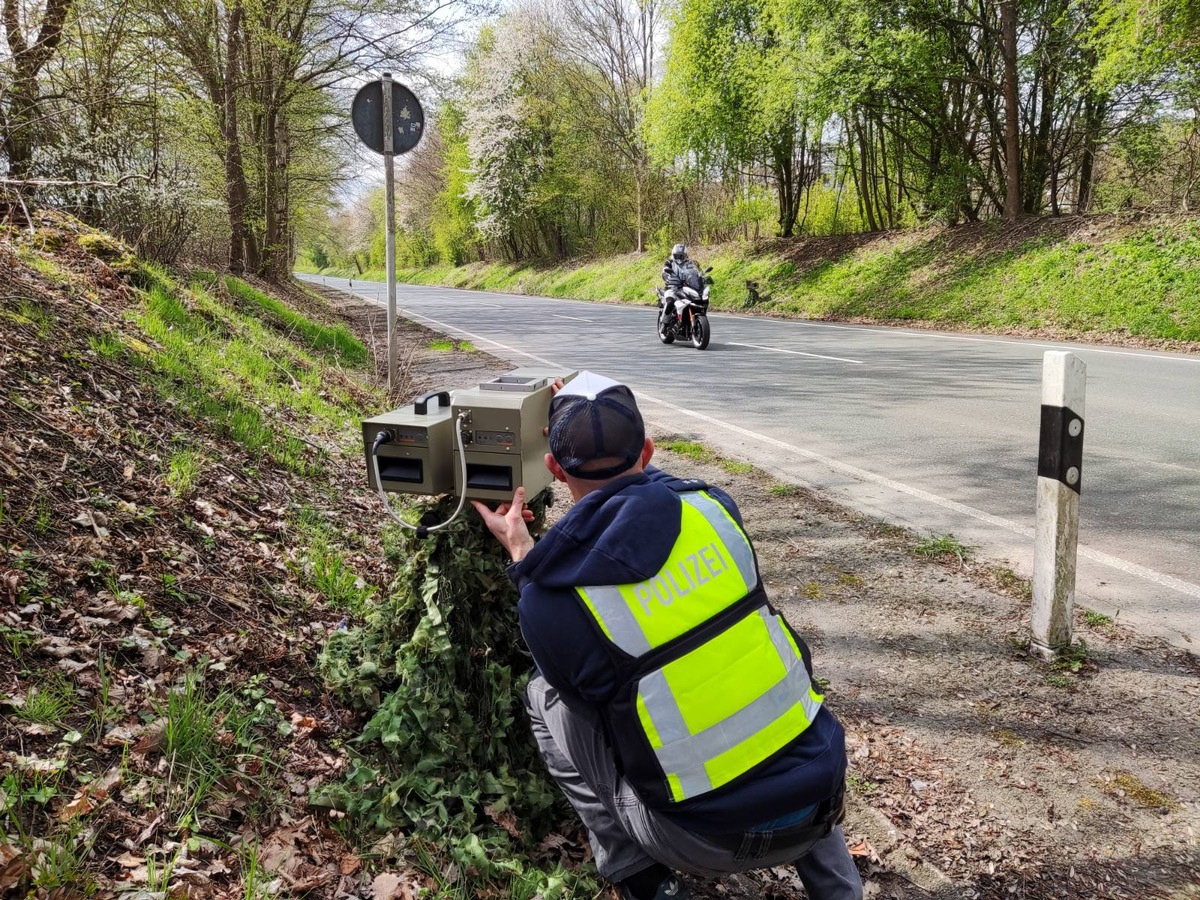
223;276;369;366
130;265;377;474
659;439;758;476
317;494;599;897
289;504;377;616
912;533;973;566
6;219;590;893
309;216;1200;342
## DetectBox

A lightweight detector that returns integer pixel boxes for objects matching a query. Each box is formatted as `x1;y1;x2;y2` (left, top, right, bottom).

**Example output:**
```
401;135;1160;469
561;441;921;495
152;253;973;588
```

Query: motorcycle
655;263;713;350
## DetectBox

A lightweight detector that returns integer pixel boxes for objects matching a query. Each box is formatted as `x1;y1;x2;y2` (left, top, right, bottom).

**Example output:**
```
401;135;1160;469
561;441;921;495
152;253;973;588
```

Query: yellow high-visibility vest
576;490;823;803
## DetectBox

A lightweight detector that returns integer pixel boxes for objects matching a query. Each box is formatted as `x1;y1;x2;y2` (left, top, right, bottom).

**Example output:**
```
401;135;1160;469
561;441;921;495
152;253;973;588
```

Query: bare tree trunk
2;0;75;177
223;0;248;275
273;113;291;278
1001;0;1022;223
877;115;895;227
1026;50;1057;214
681;186;693;244
852;118;878;231
799;139;820;233
635;170;644;252
1077;92;1105;213
773;129;798;238
1;90;39;178
263;107;291;280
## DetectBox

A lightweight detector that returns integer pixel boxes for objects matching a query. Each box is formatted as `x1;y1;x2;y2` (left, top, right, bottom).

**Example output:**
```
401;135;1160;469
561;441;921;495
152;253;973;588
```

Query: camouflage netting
317;492;564;838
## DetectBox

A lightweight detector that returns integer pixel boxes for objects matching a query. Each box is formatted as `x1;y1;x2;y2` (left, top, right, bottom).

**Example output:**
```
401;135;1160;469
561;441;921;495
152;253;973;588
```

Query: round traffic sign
351;80;425;155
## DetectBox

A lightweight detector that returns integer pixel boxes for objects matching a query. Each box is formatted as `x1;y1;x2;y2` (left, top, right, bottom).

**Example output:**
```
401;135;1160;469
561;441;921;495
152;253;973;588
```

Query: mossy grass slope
1;213;597;897
131;264;374;473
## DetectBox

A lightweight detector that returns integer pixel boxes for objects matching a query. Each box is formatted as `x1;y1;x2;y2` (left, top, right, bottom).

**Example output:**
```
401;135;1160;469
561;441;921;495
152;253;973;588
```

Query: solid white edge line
319;278;1200;601
726;341;864;364
635;391;1200;601
401;309;561;367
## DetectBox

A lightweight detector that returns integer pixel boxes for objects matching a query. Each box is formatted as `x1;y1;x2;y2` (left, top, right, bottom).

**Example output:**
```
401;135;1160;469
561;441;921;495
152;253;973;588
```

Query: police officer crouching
472;372;862;900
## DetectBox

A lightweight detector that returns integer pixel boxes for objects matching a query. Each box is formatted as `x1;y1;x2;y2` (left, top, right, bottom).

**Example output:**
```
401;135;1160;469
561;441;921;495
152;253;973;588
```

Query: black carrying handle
414;390;450;415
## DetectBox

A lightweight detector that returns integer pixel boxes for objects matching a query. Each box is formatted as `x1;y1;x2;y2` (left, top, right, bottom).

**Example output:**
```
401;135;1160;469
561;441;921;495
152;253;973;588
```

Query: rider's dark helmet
671;243;688;263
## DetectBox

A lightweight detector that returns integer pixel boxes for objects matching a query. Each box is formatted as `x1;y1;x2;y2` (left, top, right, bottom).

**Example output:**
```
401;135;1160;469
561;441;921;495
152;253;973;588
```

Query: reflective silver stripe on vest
642;607;821;795
577;585;653;656
681;493;757;591
576;491;757;658
639;669;716;797
639;670;690;745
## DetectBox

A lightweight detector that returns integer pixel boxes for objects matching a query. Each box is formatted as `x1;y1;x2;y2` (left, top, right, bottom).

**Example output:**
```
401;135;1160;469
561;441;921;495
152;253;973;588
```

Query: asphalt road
300;273;1200;648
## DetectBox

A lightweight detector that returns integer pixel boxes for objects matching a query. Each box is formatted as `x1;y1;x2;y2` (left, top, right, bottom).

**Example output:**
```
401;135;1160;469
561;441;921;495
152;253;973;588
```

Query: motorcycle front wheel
691;314;711;349
657;308;675;344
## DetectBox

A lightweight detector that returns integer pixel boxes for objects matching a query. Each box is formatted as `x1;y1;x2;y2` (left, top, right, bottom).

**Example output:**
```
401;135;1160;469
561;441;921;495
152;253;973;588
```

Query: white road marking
554;314;595;323
397;309;560;367
322;279;1200;601
329;281;557;365
726;341;863;364
766;319;1200;363
635;392;1200;601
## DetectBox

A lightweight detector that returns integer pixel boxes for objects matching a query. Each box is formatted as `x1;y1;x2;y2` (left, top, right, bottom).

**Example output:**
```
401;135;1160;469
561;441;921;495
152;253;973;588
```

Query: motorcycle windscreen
679;264;704;292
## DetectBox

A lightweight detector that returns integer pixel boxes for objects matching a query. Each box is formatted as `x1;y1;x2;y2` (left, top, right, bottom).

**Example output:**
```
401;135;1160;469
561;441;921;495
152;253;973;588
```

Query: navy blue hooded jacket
509;465;847;834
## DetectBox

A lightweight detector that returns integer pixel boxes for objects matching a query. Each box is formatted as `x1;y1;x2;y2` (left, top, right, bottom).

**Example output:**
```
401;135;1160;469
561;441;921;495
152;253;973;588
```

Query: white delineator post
1032;351;1087;657
382;73;398;393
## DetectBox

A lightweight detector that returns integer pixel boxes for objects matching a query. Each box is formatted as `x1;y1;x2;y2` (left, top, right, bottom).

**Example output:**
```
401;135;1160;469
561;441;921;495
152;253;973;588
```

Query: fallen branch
0;173;152;190
17;192;34;235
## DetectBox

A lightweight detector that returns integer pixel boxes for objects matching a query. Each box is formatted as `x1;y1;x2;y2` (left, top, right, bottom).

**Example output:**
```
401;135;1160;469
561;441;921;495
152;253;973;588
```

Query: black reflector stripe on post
1038;404;1084;494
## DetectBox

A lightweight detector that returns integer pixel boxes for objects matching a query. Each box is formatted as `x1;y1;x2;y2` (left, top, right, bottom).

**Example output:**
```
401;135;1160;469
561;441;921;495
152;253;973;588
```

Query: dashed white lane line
726;341;864;364
553;314;596;323
759;319;1200;363
322;280;1200;601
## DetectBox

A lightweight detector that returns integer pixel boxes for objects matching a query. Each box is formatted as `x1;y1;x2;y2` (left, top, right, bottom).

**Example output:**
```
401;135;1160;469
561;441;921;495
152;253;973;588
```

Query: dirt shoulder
323;284;1200;899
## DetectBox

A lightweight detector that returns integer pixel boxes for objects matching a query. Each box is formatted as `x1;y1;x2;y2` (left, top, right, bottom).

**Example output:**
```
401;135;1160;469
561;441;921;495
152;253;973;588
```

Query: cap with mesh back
548;371;646;480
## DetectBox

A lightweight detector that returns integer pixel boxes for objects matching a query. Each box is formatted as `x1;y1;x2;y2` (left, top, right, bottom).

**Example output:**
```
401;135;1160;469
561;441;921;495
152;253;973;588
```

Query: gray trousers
526;676;864;899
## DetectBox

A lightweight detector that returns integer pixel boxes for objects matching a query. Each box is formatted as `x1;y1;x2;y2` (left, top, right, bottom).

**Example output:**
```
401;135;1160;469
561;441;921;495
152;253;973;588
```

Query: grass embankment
304;215;1200;344
1;218;581;897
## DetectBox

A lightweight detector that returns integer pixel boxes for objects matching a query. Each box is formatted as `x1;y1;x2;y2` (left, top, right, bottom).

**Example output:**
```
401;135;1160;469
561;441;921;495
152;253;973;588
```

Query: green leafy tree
463;11;597;259
647;0;825;238
430;101;480;265
1093;0;1200;209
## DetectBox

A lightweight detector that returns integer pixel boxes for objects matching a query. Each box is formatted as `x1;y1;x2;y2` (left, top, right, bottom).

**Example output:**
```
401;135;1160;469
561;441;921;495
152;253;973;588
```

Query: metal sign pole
351;75;422;394
382;72;398;393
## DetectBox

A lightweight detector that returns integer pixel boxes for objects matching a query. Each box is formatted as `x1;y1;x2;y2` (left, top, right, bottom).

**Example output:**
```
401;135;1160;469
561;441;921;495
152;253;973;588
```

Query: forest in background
301;0;1200;273
1;0;471;280
3;0;1200;279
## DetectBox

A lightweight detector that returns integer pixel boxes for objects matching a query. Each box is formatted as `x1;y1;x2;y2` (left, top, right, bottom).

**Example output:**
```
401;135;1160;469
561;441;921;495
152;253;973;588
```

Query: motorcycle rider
661;243;690;313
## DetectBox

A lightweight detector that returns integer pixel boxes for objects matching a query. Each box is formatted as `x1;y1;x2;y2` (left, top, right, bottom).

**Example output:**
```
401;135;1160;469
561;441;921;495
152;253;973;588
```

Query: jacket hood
519;468;686;589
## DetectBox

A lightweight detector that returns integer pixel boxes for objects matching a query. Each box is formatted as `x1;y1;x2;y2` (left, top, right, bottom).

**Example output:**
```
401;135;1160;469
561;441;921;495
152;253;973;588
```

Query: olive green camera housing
451;368;576;502
362;390;456;495
362;369;576;501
